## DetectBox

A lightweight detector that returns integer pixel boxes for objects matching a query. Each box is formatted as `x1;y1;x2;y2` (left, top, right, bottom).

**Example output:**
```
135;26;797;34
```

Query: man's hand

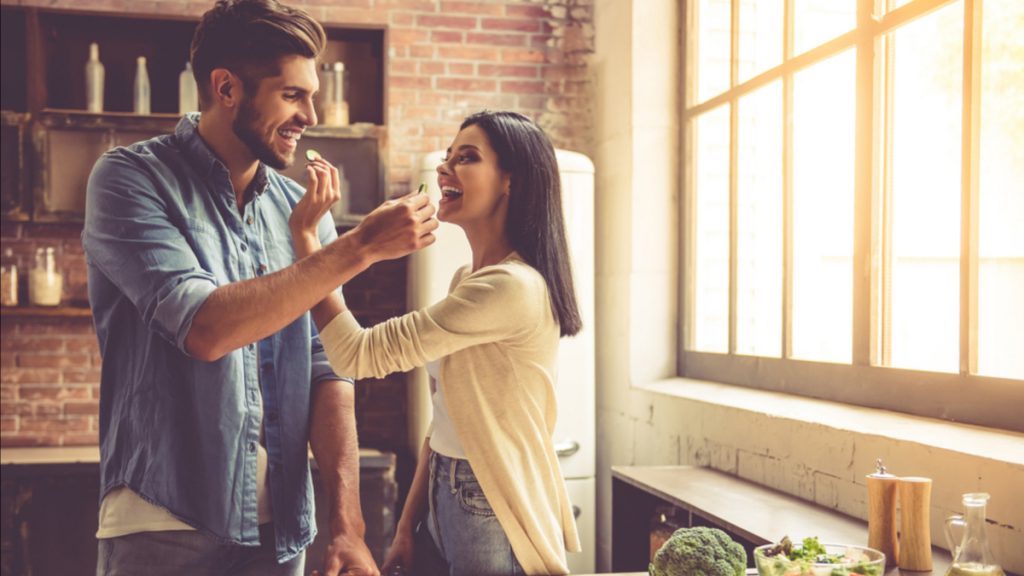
311;531;381;576
290;158;340;255
350;188;438;263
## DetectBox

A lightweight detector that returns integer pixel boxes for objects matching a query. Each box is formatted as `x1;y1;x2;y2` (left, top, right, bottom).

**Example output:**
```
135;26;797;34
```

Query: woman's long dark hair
460;111;582;337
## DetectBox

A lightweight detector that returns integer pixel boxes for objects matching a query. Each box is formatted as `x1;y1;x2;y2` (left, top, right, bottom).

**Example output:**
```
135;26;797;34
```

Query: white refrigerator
407;149;596;573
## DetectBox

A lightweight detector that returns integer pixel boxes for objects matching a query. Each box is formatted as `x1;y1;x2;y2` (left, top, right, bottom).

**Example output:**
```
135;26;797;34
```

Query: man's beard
233;97;292;170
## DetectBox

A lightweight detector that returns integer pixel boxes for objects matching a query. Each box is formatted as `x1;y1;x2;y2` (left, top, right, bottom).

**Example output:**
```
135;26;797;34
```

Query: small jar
0;248;18;307
29;246;63;307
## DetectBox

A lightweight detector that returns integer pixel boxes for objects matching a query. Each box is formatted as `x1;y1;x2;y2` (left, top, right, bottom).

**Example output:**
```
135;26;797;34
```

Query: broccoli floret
649;526;747;576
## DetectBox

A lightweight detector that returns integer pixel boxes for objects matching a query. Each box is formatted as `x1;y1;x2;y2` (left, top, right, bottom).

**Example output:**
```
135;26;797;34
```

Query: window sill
633;377;1024;466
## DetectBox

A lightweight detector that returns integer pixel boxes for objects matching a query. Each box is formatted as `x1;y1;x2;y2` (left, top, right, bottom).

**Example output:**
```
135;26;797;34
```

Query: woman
293;111;582;575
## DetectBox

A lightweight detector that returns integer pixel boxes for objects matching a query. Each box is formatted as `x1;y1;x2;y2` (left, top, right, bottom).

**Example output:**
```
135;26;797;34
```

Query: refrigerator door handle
555;439;580;458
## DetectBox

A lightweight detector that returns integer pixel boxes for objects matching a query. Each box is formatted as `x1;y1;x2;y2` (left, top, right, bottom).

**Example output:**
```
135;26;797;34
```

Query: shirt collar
176;113;270;198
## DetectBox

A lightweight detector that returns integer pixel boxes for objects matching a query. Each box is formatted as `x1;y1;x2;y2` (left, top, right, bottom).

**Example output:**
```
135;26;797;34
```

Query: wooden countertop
0;446;394;469
613;465;956;576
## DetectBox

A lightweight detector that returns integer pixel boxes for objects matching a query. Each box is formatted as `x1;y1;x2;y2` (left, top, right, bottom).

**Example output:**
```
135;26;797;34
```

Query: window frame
678;0;1024;432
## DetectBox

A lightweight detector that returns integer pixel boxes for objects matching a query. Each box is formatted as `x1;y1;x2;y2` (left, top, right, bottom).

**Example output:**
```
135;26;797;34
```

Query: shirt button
246;216;254;225
248;442;257;453
256;264;267;275
240;242;248;252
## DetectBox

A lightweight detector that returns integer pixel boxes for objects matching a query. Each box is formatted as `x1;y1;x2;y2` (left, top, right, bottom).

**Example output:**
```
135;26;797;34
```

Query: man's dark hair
460;111;583;337
190;0;326;108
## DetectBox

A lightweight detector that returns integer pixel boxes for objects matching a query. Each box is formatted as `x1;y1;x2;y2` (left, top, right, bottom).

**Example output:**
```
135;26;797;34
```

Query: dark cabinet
0;6;387;224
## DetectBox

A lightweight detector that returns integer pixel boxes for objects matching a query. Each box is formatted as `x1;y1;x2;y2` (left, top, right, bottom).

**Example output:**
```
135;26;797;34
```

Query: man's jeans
96;524;304;576
426;453;525;576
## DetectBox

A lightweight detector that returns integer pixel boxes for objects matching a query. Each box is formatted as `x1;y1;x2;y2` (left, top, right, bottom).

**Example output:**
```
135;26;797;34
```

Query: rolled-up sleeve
309;212;351;385
83;151;218;352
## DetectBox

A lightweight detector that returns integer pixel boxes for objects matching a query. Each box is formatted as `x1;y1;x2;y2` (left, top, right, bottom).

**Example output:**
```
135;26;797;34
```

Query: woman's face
435;124;510;226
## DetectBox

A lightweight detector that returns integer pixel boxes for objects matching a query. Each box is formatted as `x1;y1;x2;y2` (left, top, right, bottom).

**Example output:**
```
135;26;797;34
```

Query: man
82;1;437;574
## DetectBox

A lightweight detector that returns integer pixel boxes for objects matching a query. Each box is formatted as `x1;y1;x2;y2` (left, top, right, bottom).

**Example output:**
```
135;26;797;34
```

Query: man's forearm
309;378;366;537
185;233;370;361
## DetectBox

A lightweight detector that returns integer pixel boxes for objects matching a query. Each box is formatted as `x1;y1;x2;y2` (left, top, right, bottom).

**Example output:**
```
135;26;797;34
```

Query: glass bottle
1;248;18;307
85;42;105;113
179;61;198;115
945;493;1005;576
134;56;151;115
321;61;349;127
29;246;63;307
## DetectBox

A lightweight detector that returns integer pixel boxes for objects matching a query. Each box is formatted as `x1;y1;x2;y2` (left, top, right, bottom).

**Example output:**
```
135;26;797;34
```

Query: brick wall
0;0;596;450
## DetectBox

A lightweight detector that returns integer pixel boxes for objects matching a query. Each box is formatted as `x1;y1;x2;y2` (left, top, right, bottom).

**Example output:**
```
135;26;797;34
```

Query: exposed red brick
466;32;526;47
18;353;91;369
389;60;417;75
417;14;478;30
64;401;100;416
19;415;90;433
430;30;464;43
419;61;446;75
390;75;432;90
501;80;546;94
482;18;540;33
63;431;101;445
19;386;91;401
409;45;435;59
0;368;61;385
503;48;548;63
436;77;498;93
1;337;65;352
390;28;430;45
437;45;500;61
505;4;550;19
448;62;475;75
389;12;415;26
439;1;503;15
478;63;539;78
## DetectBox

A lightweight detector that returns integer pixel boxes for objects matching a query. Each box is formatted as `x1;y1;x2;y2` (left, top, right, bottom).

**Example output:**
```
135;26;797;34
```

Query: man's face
232;55;319;170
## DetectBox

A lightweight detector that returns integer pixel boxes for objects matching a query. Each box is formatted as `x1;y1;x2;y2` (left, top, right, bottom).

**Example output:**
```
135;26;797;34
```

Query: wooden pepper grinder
867;459;899;567
898;476;934;571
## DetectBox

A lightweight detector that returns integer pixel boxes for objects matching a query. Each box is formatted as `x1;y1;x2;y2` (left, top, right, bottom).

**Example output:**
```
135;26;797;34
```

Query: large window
681;0;1023;430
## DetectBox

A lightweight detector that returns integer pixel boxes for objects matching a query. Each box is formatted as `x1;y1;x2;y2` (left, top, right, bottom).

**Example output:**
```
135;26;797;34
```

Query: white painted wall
591;1;1024;573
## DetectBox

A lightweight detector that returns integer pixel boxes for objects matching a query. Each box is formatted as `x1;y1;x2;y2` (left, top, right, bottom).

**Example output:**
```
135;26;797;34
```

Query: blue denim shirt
83;114;344;562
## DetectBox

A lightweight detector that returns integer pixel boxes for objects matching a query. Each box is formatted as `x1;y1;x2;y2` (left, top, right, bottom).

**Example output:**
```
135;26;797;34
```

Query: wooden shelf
1;305;92;318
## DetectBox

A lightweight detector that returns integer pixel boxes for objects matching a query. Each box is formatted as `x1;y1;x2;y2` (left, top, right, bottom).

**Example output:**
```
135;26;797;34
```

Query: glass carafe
944;493;1005;576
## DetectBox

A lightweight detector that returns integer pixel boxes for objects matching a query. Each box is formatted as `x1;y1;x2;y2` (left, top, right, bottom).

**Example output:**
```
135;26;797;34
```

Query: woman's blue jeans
426;452;525;576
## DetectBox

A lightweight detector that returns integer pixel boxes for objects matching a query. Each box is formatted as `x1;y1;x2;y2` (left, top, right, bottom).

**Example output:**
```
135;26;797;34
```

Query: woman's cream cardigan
319;255;581;575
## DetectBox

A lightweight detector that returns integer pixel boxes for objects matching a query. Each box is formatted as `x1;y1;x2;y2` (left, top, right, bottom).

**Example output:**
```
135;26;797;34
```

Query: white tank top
426;359;467;459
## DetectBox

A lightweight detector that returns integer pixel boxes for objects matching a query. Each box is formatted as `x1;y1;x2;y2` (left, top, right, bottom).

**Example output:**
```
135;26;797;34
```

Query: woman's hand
380;528;414;576
290;158;340;257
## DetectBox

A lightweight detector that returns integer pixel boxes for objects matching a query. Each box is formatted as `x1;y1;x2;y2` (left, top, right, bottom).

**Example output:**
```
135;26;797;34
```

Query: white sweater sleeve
319;265;545;380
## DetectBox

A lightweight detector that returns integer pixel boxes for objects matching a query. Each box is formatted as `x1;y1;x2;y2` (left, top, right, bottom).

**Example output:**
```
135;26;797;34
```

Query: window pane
737;81;783;356
697;0;732;102
794;0;856;55
791;49;855;363
739;0;783;84
887;2;962;373
978;0;1024;379
692;106;731;352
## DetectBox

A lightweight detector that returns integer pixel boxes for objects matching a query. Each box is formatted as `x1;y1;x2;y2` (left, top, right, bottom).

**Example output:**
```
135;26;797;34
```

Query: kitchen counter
0;445;393;468
613;466;957;576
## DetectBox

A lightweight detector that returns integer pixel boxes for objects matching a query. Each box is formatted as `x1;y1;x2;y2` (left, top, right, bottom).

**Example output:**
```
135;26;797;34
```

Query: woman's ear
501;172;512;196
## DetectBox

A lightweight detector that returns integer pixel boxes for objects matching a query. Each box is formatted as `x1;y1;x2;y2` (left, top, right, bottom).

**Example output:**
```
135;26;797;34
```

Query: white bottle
134;56;151;115
85;43;105;113
178;62;197;115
